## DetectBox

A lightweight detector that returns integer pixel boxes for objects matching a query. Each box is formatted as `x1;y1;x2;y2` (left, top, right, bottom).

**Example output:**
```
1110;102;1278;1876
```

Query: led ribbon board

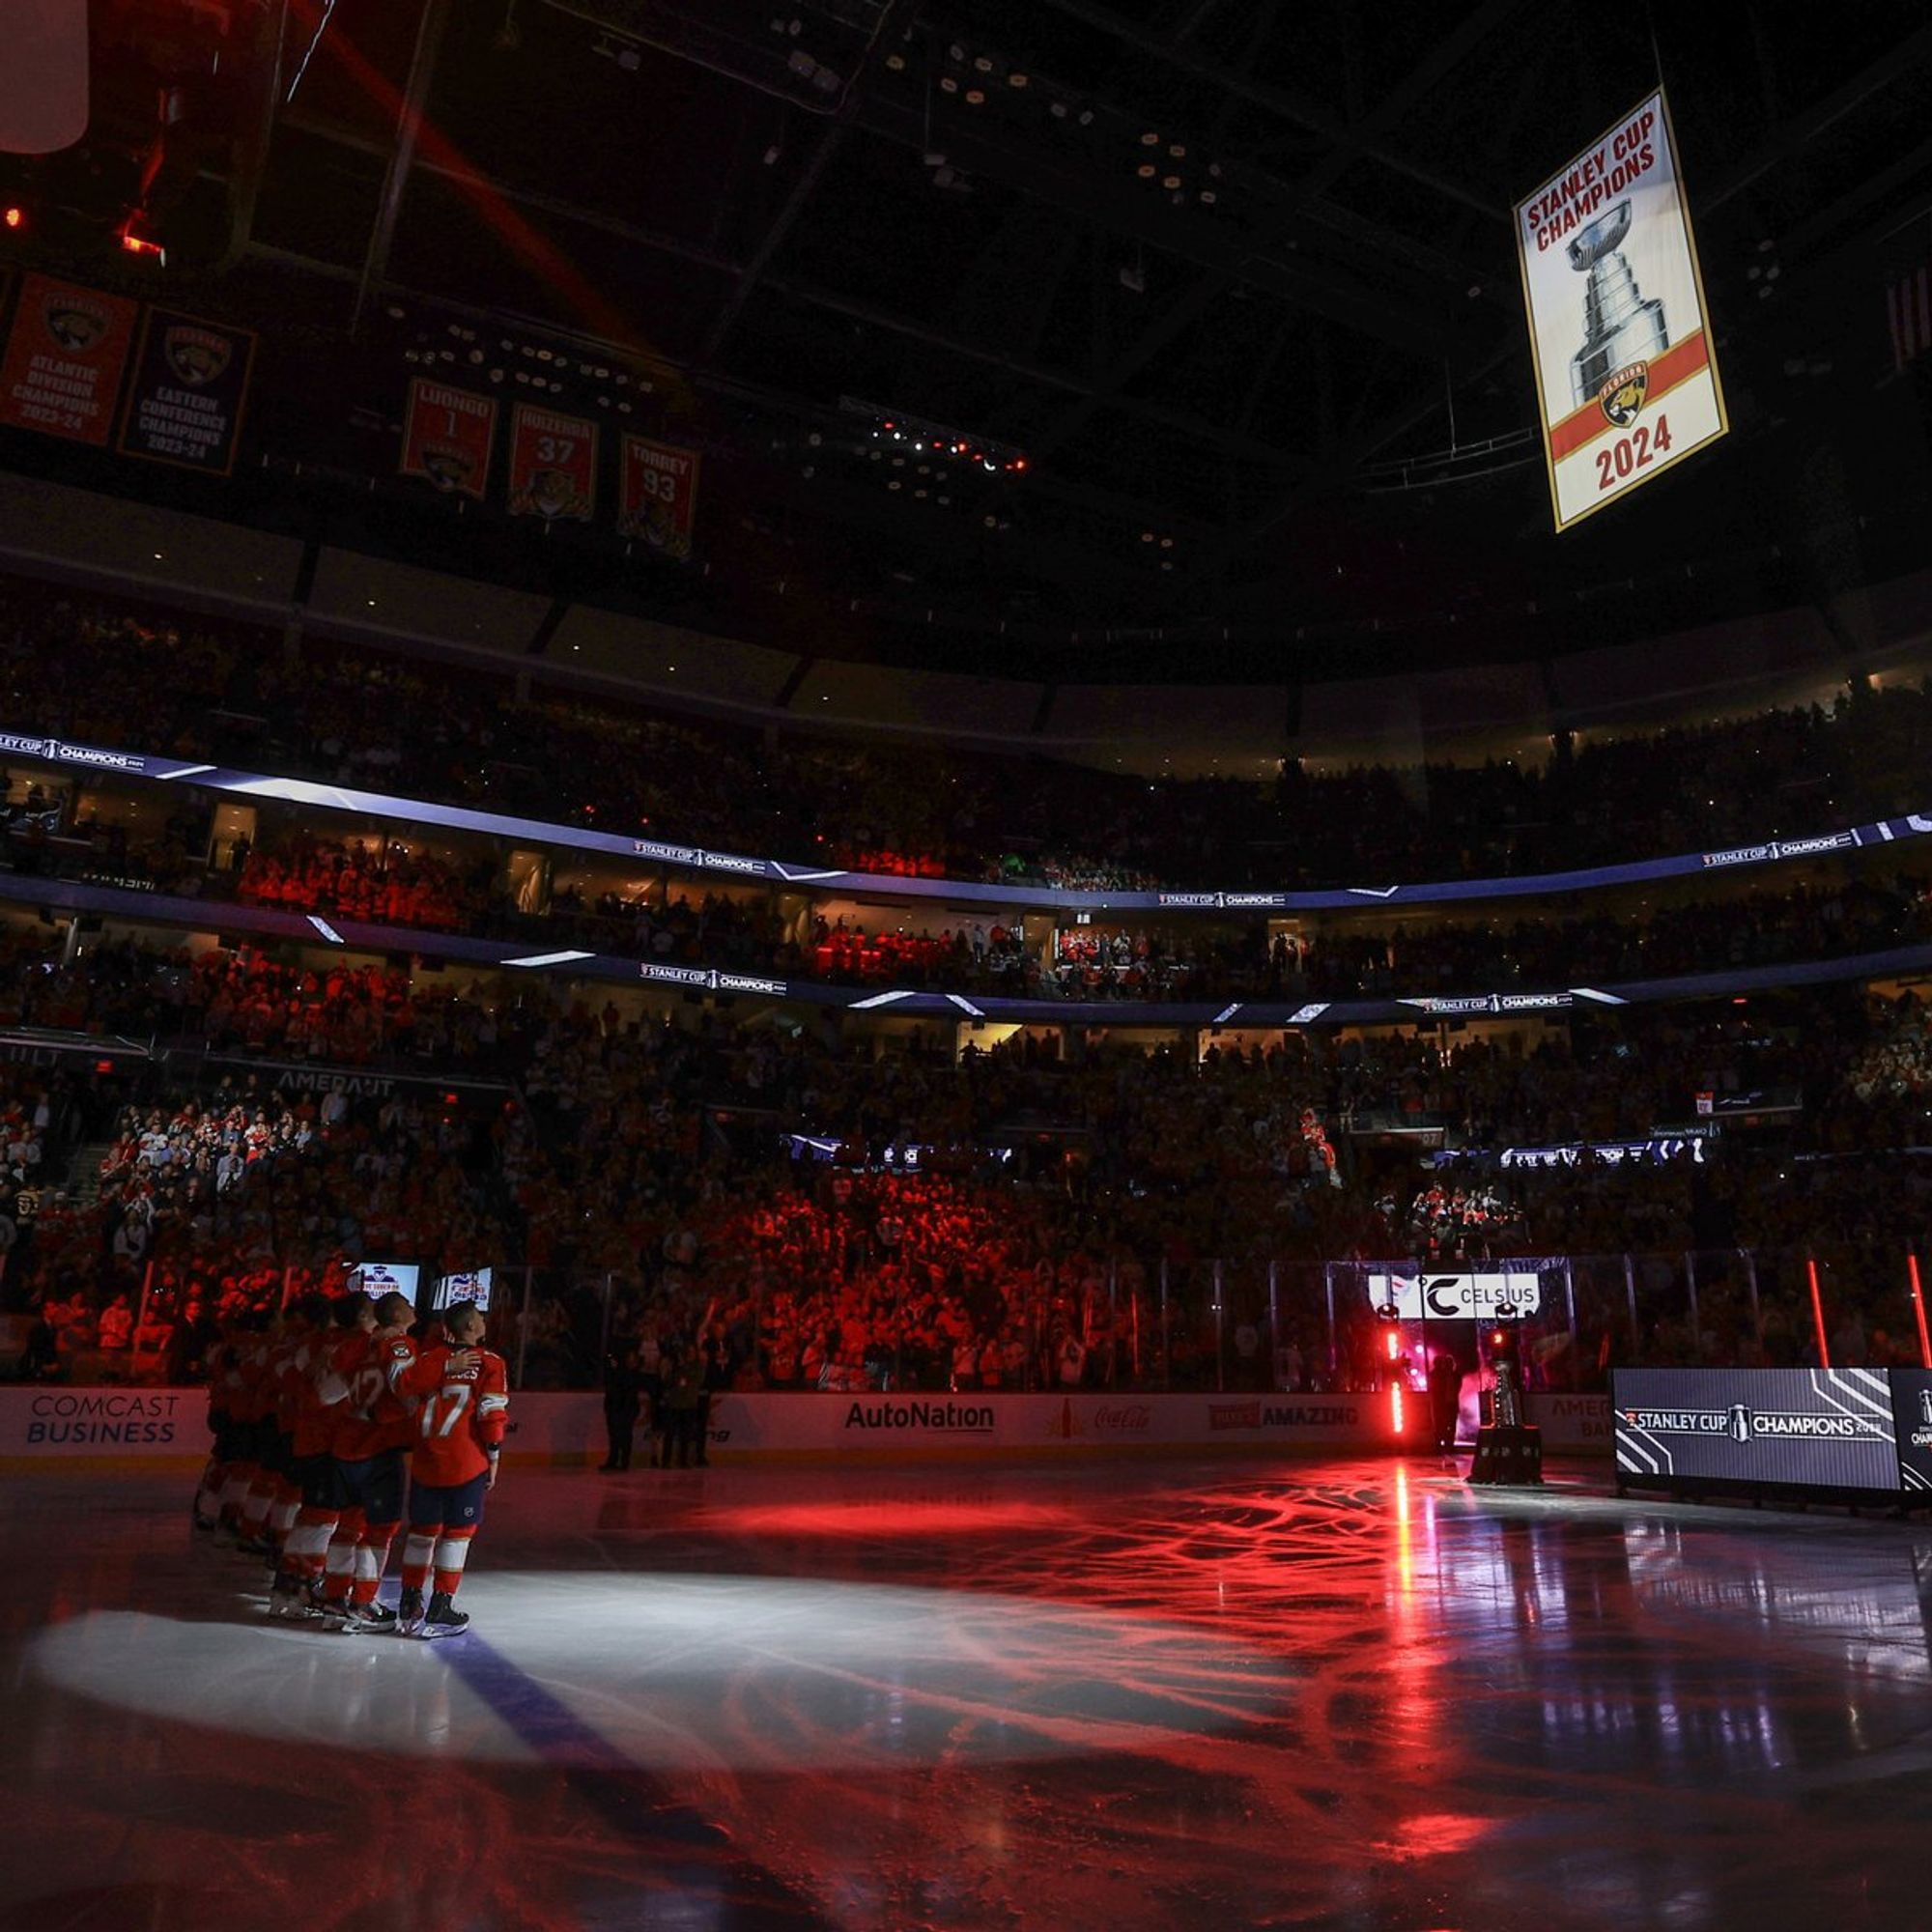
1515;91;1726;530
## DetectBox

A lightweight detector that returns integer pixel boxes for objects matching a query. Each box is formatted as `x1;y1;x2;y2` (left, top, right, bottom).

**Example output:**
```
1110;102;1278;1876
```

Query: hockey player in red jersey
221;1312;278;1548
192;1321;245;1533
314;1290;418;1632
259;1297;327;1574
392;1300;509;1638
270;1294;373;1619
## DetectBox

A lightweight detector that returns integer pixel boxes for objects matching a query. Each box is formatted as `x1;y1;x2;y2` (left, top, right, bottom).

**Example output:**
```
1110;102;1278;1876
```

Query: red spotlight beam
1806;1256;1831;1369
284;0;683;392
1909;1254;1932;1370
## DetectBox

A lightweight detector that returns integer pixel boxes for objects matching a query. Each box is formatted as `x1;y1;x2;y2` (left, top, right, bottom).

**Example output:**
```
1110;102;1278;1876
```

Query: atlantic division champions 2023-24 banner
1515;91;1727;530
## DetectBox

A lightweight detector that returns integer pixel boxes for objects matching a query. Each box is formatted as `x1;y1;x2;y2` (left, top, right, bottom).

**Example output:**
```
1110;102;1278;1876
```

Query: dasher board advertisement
1515;91;1726;531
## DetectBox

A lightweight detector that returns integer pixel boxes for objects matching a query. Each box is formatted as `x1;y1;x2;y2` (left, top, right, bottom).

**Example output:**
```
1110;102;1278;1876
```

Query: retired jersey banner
117;305;256;474
619;433;699;559
0;273;138;447
399;378;497;500
506;403;596;522
1515;92;1726;531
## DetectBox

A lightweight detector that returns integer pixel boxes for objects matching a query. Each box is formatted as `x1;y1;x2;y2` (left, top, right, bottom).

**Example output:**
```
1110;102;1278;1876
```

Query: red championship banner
619;434;699;559
506;403;596;522
399;378;497;500
0;273;139;447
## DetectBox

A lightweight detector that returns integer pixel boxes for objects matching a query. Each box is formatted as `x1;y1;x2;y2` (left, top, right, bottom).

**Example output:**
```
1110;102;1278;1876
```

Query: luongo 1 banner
1515;90;1726;530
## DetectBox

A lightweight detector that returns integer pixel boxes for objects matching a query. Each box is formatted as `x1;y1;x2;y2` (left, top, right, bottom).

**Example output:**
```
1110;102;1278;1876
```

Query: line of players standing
193;1290;509;1638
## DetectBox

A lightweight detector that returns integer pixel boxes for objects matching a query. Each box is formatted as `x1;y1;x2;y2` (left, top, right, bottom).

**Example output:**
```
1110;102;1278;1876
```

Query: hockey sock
286;1508;338;1581
400;1532;437;1594
217;1465;251;1526
432;1527;475;1599
193;1460;224;1521
352;1523;397;1605
321;1507;363;1603
241;1477;275;1541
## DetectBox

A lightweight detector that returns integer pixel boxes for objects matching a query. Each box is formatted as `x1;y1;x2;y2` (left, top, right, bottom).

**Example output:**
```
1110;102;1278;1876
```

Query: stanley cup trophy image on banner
1515;90;1726;530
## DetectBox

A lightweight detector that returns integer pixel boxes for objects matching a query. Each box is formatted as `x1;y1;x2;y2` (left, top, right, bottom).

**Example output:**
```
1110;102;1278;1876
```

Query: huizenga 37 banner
506;404;597;522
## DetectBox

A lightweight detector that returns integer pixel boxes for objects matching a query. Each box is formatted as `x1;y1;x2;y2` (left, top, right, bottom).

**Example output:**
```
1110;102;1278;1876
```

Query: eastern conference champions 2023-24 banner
1516;91;1727;530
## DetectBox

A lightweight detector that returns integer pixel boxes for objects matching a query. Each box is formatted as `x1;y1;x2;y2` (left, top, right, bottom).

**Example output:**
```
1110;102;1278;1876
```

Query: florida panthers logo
44;296;110;353
420;443;475;492
164;327;231;385
1599;360;1648;427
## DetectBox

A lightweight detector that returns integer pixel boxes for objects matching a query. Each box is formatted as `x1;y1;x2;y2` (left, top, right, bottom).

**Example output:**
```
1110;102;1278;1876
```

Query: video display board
1612;1367;1903;1494
1515;91;1726;530
431;1267;494;1313
344;1260;421;1301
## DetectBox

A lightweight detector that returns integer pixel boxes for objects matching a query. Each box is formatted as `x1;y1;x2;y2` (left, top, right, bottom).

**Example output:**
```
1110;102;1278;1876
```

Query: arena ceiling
7;0;1932;677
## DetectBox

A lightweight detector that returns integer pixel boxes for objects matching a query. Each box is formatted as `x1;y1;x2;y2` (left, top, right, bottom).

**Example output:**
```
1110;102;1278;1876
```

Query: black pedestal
1468;1423;1544;1487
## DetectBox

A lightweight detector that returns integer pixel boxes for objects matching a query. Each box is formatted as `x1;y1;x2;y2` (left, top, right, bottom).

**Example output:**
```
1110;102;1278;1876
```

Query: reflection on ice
29;1573;1295;1774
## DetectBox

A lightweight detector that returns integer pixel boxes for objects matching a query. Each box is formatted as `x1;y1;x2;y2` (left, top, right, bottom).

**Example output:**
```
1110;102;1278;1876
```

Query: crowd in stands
14;784;1932;1018
8;557;1932;1395
8;571;1932;902
1;948;1928;1392
235;837;487;933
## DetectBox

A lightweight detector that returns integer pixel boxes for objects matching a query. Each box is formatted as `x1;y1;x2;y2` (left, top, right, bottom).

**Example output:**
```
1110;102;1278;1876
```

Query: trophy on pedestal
1566;200;1667;412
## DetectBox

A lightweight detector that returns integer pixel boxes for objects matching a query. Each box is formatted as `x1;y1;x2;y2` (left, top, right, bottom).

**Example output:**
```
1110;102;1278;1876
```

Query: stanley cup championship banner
117;305;256;474
0;272;138;446
619;433;699;559
400;377;498;500
1516;92;1726;530
506;403;596;522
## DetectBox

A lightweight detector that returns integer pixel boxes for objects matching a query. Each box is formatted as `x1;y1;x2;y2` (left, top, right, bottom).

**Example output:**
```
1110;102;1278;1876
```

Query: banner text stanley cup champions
1515;91;1726;530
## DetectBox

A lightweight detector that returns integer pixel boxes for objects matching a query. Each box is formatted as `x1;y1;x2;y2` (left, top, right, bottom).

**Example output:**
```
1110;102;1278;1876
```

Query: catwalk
5;1456;1932;1929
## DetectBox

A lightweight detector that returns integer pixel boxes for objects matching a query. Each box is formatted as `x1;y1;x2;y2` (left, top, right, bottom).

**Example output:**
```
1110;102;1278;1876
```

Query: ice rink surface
7;1453;1932;1931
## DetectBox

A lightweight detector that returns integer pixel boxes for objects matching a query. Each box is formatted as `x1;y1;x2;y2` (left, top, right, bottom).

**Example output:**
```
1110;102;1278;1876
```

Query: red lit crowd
1;936;1924;1393
237;837;487;934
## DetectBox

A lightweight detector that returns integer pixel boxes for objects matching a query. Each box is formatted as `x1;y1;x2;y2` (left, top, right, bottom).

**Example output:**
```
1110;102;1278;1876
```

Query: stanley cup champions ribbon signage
1515;92;1726;530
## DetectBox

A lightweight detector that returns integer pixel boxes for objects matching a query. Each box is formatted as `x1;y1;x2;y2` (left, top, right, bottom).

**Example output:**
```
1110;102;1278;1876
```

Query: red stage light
1806;1256;1831;1368
1909;1254;1930;1368
1384;1328;1401;1361
1390;1383;1406;1435
3;207;20;230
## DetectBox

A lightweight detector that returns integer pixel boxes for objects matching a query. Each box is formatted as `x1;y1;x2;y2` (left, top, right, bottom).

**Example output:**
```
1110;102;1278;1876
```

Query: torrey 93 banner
1515;91;1726;531
619;434;699;559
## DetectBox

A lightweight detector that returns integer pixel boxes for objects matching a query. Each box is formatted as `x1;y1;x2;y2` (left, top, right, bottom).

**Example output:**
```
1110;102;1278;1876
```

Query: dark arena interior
6;3;1932;1928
